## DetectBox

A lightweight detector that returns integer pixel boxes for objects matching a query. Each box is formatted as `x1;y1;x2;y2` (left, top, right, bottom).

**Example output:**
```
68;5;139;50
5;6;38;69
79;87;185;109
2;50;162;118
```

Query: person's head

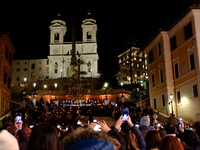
139;116;150;127
158;128;167;138
145;130;162;150
159;136;184;150
120;122;139;150
61;127;116;150
164;123;176;134
194;121;200;137
27;124;60;150
180;130;200;148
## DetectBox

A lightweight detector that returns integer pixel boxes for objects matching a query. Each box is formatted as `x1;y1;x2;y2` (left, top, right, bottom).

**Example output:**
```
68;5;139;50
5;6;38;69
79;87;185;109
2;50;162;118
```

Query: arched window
87;31;92;41
54;33;59;42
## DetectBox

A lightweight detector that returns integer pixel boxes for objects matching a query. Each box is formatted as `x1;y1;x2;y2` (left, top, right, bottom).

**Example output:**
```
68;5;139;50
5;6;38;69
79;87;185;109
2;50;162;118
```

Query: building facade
12;12;99;86
0;33;15;116
118;47;148;88
144;6;200;123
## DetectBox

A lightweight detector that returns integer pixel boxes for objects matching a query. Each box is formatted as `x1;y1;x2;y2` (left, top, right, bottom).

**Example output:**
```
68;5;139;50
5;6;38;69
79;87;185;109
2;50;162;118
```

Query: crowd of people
0;99;200;150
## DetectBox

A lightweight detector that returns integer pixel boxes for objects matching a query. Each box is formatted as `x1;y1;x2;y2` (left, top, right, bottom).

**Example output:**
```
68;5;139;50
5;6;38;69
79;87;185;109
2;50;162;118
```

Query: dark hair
180;130;200;148
194;121;200;137
159;136;184;150
27;124;60;150
164;123;176;134
145;130;162;150
120;123;139;150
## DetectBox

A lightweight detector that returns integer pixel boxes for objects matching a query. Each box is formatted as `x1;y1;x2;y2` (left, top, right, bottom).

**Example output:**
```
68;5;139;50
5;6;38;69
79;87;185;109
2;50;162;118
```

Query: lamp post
120;82;124;97
104;82;108;100
44;85;47;89
169;94;174;115
23;77;27;96
54;83;58;100
33;83;36;88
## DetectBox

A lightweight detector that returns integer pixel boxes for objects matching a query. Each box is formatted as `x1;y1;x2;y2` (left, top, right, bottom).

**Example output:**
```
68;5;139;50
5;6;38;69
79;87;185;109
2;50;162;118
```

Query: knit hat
139;116;150;127
0;129;19;150
66;138;114;150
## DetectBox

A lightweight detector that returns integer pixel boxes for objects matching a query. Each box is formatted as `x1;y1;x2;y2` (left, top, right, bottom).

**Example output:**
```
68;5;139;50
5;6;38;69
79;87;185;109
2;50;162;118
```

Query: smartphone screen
178;123;182;130
93;124;101;131
135;123;140;128
93;119;97;123
122;109;129;121
15;115;22;123
29;125;34;128
157;123;161;128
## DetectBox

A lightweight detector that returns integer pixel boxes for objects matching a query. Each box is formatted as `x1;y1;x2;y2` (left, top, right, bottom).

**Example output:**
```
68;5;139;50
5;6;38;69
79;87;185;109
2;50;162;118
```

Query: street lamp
54;83;58;99
104;82;108;100
169;94;174;115
33;83;36;88
23;77;27;95
44;85;47;89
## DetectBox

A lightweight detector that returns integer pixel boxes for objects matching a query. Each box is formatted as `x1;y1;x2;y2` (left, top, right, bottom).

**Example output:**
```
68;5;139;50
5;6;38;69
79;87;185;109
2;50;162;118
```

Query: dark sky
0;0;195;72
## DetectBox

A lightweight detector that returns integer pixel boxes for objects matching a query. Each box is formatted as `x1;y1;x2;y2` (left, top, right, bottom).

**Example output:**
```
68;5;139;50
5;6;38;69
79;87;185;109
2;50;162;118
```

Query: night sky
0;0;195;72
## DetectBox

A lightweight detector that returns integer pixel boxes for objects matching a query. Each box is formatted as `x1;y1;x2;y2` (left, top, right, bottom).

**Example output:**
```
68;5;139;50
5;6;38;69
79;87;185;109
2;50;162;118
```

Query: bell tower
50;12;67;44
81;11;97;43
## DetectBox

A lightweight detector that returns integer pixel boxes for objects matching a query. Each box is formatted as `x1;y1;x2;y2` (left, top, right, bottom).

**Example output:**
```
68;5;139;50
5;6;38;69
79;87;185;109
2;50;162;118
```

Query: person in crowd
145;130;162;150
0;128;19;150
159;136;184;150
194;121;200;137
139;115;150;138
164;123;177;137
119;122;140;150
158;128;167;139
92;117;126;150
61;127;116;150
107;115;146;150
180;130;200;150
26;124;61;150
22;122;32;139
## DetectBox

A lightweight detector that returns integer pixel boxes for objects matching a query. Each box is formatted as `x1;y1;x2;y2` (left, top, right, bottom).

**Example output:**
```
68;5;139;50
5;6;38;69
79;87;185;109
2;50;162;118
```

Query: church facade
12;13;99;86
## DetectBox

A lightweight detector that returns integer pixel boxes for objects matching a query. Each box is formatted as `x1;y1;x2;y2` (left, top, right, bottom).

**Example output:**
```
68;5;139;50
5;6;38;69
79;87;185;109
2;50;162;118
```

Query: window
170;35;177;51
148;50;154;64
154;98;157;109
190;53;195;70
55;69;58;73
31;64;35;70
181;62;187;75
24;68;27;71
31;72;35;78
17;77;19;81
2;97;5;109
3;71;8;86
160;69;164;83
87;31;92;41
152;74;155;87
184;22;193;40
157;43;161;56
177;91;181;103
174;64;179;78
193;84;198;97
162;95;165;106
17;68;20;72
54;33;59;42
